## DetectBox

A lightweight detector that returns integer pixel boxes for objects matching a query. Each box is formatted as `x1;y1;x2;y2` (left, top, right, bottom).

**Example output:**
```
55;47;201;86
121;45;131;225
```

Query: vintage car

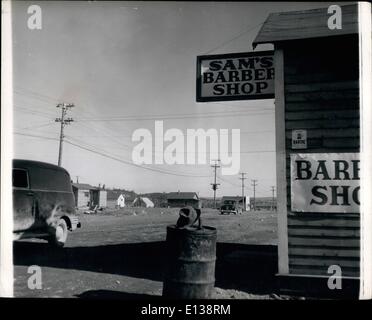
220;199;243;215
13;159;81;247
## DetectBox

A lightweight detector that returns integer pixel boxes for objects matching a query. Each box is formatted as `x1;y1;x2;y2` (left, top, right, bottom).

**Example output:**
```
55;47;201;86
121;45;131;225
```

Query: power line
14;87;274;118
68;107;276;156
14;132;59;141
15;87;275;116
64;139;212;178
13;105;56;116
13;107;55;120
65;135;168;175
14;87;60;104
69;129;274;138
17;121;55;131
62;143;275;154
74;110;274;122
203;21;264;55
71;105;148;151
70;121;132;150
76;108;274;119
14;130;226;180
218;176;241;188
13;89;275;135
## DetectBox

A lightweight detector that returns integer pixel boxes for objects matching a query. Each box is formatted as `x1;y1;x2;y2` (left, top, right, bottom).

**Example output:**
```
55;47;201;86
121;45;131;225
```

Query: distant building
72;183;93;208
167;192;200;208
72;183;107;208
251;197;277;211
221;196;250;211
117;194;126;208
132;197;154;208
90;186;107;208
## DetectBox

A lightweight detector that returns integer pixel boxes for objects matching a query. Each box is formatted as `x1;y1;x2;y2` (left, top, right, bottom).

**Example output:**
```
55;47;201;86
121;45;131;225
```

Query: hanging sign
196;51;275;102
292;130;307;149
291;153;360;213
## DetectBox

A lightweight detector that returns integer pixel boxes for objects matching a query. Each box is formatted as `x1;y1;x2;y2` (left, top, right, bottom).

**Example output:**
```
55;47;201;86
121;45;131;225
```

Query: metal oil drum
162;225;217;299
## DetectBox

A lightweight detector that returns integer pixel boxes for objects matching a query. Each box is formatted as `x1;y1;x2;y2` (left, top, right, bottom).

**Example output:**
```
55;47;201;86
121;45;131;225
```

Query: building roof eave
252;4;358;48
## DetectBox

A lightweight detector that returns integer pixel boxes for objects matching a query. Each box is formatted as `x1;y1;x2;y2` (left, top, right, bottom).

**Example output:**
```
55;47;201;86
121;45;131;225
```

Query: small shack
72;183;93;208
167;192;200;208
72;183;107;208
117;194;126;208
106;189;136;208
132;197;154;208
89;186;107;208
253;4;360;296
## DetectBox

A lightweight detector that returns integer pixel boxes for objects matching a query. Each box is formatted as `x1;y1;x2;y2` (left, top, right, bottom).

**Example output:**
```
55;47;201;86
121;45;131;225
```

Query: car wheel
48;219;68;248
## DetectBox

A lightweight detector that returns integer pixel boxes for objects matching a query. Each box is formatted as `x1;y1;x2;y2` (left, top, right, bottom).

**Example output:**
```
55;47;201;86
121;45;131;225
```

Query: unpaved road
14;209;278;298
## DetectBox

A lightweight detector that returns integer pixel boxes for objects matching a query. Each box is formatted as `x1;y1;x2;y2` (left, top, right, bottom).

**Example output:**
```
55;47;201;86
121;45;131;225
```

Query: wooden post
274;48;289;275
358;1;372;300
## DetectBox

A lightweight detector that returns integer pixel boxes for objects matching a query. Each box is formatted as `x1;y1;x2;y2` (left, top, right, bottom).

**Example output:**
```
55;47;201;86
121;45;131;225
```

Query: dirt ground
13;208;281;299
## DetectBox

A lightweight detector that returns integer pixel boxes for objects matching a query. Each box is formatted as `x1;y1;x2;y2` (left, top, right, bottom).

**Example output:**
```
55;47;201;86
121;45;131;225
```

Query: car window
29;167;72;192
13;169;29;188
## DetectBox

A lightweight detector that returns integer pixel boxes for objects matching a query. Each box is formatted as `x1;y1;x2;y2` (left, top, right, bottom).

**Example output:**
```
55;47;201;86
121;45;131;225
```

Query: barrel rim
167;224;217;235
164;278;216;285
174;257;217;263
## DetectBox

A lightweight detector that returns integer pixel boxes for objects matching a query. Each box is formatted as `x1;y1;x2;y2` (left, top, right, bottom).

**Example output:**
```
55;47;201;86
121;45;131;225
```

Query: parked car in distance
13;159;81;247
220;199;243;215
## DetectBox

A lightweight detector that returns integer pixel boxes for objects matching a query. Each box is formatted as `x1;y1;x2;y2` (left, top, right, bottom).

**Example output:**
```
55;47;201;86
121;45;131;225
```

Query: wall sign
292;130;307;149
291;153;360;213
196;51;275;102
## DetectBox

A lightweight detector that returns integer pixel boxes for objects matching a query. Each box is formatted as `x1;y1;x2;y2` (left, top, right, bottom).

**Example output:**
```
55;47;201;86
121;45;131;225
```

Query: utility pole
55;103;74;166
271;186;276;211
211;159;220;209
239;173;247;212
251;179;258;211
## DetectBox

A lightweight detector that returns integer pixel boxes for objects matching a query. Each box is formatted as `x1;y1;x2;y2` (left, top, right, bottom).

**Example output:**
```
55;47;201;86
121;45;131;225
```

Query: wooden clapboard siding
289;266;359;277
285;119;359;130
289;238;360;247
289;257;359;268
285;128;360;139
289;247;359;258
285;81;359;93
285;90;359;102
284;137;360;149
280;34;360;278
288;215;360;227
285;102;359;113
285;109;359;121
288;228;359;238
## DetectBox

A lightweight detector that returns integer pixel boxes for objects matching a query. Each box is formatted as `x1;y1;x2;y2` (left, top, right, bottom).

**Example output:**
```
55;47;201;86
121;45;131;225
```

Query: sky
12;1;337;197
